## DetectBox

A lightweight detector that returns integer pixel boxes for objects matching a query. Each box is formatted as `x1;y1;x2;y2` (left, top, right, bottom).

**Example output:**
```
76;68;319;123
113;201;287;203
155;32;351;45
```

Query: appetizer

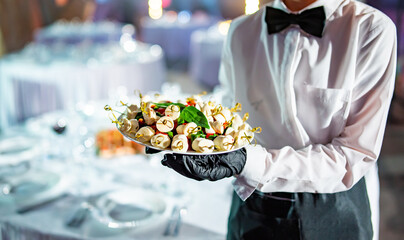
105;93;260;153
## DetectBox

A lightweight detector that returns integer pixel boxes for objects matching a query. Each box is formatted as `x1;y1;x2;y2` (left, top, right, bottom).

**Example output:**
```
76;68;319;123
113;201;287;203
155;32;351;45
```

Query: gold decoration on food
135;133;144;139
104;105;123;127
190;126;202;134
241;132;257;146
155;135;165;145
251;127;262;133
162;119;173;128
212;104;223;115
242;113;249;122
140;102;149;116
134;89;142;99
197;91;207;96
120;101;129;107
173;141;184;150
230;103;242;112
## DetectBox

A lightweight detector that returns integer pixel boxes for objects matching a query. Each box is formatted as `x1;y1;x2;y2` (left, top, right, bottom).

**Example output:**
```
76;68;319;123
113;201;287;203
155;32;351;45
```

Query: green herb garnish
152;102;186;109
167;131;174;138
135;112;143;120
177;106;210;129
207;134;217;140
191;132;206;142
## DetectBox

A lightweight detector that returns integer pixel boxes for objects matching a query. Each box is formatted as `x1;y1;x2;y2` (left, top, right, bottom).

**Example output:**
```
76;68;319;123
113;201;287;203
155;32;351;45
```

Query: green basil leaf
167;131;174;138
208;134;217;140
152;102;186;109
180;106;210;129
135;112;143;120
191;133;206;142
177;117;185;125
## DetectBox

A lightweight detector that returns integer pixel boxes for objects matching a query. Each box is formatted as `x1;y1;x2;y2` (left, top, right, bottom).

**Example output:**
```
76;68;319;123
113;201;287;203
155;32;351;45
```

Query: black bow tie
265;6;326;38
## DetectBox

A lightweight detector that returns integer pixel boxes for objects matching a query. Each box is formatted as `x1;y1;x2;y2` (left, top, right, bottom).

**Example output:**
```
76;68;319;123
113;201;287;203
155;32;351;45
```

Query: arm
231;19;397;200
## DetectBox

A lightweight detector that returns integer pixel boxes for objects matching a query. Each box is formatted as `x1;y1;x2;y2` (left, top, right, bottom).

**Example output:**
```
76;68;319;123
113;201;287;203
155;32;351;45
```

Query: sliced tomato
206;133;215;139
157;108;165;115
186;99;196;107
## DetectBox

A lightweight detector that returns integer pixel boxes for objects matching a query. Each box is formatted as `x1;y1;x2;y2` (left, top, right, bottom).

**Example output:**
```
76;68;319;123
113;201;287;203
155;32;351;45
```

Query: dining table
141;12;218;62
0;34;166;131
0;98;232;240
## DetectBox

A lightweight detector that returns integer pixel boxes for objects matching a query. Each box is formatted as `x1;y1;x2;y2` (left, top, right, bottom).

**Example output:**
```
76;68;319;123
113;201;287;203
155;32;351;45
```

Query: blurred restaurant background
0;0;403;239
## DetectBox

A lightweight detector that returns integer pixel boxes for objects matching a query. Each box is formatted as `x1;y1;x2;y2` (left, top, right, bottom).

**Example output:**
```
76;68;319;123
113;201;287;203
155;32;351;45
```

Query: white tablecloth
141;15;217;61
34;21;133;46
0;106;232;239
0;42;166;131
189;27;226;88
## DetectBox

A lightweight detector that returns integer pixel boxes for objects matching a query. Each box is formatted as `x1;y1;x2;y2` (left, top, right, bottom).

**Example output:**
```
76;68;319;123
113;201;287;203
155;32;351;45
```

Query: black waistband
252;191;296;202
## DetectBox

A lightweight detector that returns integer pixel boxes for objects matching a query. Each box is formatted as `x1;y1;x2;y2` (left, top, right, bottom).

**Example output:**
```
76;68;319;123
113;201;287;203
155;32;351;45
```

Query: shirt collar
269;0;343;20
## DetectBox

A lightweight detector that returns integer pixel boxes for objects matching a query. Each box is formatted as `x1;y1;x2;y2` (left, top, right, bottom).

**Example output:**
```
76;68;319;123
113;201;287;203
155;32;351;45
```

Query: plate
0;136;40;167
6;170;61;199
93;188;167;229
116;119;245;156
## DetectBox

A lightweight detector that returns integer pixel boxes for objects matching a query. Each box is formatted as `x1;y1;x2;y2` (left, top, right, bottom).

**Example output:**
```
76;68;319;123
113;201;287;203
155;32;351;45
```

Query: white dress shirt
219;0;396;237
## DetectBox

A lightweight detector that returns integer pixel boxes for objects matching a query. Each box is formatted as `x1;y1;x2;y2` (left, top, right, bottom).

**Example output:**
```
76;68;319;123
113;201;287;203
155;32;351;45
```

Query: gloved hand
146;147;246;181
145;147;162;154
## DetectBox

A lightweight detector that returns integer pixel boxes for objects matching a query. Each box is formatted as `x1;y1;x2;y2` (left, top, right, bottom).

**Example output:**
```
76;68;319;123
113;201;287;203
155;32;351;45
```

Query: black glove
161;148;247;181
145;147;162;154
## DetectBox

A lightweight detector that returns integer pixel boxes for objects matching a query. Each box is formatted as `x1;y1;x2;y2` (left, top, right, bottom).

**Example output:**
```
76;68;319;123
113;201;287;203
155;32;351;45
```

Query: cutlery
65;201;93;228
17;193;69;214
65;191;110;228
164;205;187;236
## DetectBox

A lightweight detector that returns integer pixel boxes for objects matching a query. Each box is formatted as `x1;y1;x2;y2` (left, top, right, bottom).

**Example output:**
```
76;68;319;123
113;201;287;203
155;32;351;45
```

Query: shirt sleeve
233;18;397;201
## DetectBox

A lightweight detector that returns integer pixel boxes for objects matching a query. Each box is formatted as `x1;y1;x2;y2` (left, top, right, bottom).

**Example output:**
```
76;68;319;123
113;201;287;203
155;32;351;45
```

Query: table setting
34;20;131;46
0;89;233;239
0;21;166;131
141;11;219;62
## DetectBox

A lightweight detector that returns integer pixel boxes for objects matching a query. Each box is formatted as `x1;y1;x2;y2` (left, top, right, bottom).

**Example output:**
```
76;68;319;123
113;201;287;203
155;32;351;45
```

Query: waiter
153;0;396;239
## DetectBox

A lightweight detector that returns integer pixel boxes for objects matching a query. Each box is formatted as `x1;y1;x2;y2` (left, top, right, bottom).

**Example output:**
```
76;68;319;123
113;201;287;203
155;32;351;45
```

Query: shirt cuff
232;144;267;201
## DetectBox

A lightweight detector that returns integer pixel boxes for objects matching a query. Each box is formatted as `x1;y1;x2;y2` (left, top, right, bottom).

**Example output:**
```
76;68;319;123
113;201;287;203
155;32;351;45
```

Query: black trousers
227;178;373;240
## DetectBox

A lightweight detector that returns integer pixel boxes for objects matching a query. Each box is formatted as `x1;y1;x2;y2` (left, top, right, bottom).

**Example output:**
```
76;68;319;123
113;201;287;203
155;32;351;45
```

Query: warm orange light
149;0;163;19
218;20;232;35
55;0;69;7
245;0;260;15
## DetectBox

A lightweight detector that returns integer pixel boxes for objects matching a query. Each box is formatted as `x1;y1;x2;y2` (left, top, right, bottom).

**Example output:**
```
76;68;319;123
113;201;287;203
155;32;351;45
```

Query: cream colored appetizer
183;122;198;137
234;129;254;148
213;108;232;124
126;104;141;119
171;134;188;153
156;116;174;132
211;121;224;135
213;135;235;151
231;114;244;130
143;107;159;125
192;138;204;152
196;138;215;153
120;118;140;135
151;133;171;149
165;105;181;120
134;126;155;142
205;122;216;134
176;124;186;134
224;127;236;138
